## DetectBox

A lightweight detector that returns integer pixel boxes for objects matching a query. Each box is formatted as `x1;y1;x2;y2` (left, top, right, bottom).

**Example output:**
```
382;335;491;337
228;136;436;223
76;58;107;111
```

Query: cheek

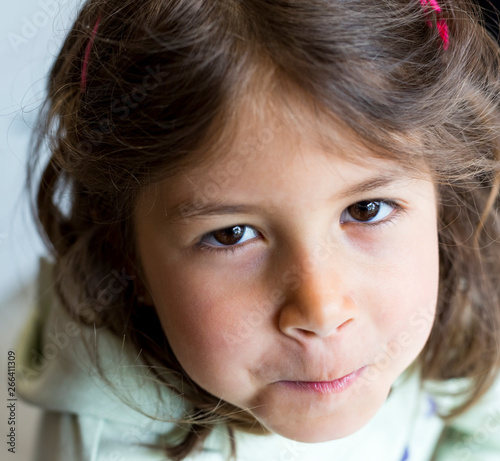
366;220;439;364
148;260;259;392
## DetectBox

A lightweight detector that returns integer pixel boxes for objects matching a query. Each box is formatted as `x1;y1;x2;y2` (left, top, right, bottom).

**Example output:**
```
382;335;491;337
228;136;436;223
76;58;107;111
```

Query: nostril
337;318;353;332
292;316;353;339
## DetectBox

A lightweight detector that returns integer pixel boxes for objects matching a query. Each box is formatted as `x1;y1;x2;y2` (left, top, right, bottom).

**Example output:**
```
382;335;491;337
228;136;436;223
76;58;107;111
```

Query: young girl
17;0;500;460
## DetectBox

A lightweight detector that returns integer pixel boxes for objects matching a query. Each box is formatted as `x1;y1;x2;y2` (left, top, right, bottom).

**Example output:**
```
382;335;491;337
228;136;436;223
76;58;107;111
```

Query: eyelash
198;242;247;255
196;199;403;254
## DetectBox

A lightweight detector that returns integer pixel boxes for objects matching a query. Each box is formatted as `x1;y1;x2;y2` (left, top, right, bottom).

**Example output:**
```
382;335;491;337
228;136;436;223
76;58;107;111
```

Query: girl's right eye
198;225;260;252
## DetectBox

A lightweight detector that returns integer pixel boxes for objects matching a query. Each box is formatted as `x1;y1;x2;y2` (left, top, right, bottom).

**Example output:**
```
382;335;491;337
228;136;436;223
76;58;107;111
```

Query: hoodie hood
16;258;190;437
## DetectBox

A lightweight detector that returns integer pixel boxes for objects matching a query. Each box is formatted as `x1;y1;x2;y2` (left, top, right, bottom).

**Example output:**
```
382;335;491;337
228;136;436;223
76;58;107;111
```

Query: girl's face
134;115;439;442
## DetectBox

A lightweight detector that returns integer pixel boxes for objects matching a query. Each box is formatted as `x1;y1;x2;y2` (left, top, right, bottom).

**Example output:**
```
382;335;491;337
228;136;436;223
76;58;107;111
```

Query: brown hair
28;0;500;459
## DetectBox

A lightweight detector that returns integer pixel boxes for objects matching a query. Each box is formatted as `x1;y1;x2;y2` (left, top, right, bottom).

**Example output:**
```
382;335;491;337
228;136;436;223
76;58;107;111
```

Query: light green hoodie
16;259;500;460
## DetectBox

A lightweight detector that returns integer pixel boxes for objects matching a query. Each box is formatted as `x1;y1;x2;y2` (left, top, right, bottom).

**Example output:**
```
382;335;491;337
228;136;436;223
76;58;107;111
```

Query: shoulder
424;371;500;459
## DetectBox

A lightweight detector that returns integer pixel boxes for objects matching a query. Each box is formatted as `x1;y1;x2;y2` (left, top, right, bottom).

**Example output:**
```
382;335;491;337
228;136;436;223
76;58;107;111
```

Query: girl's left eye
199;225;260;252
340;200;398;224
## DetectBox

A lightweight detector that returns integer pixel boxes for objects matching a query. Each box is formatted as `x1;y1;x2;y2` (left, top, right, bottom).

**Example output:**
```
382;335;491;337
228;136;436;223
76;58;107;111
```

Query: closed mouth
279;367;366;394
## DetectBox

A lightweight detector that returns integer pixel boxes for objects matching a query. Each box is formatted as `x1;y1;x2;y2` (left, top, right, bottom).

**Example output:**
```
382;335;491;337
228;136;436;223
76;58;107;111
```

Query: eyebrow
164;174;405;223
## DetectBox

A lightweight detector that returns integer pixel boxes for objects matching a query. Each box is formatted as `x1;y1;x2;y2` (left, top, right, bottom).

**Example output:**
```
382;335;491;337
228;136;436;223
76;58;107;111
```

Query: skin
133;114;439;443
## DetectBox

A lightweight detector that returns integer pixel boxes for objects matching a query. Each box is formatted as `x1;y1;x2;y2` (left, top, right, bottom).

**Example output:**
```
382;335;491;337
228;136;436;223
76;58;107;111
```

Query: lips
278;366;366;394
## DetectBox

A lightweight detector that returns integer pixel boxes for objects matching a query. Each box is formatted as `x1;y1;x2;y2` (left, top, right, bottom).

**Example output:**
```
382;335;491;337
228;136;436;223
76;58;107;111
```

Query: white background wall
0;1;82;300
0;2;81;459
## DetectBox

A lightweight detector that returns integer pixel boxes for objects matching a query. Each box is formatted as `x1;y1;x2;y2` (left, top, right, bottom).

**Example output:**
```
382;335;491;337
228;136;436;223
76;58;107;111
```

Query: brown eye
341;199;398;224
211;226;245;245
346;201;380;222
200;225;260;251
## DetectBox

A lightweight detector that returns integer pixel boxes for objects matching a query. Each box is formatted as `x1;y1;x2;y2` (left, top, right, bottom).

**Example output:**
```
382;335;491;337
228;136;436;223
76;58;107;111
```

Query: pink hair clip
81;16;102;92
420;0;449;50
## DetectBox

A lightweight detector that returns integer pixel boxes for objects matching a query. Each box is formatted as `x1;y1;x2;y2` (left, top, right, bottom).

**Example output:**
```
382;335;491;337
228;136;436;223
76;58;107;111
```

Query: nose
278;257;357;340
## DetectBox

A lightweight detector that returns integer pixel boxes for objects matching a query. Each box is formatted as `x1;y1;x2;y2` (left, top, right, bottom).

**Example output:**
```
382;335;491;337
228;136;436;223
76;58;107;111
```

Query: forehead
138;100;431;222
139;76;431;219
183;84;427;186
187;69;428;178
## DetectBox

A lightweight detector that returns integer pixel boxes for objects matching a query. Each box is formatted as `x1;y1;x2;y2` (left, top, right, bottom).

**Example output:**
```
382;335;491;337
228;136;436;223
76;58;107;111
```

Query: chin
266;412;376;443
255;379;391;443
